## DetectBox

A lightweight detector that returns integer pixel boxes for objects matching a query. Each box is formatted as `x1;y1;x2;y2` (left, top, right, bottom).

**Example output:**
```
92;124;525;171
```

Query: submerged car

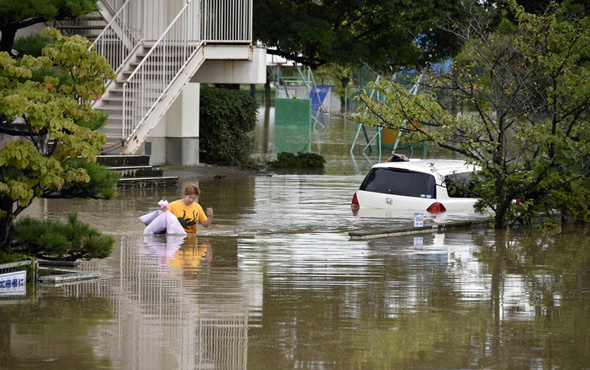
351;159;480;213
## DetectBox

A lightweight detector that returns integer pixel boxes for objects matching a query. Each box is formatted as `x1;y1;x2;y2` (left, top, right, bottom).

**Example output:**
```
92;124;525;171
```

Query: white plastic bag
140;200;187;235
139;210;160;225
142;211;187;235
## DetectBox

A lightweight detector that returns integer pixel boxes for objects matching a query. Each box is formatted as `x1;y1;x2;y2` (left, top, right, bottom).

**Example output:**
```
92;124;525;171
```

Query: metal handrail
90;0;138;75
0;258;38;282
122;0;202;140
91;0;254;147
102;0;126;11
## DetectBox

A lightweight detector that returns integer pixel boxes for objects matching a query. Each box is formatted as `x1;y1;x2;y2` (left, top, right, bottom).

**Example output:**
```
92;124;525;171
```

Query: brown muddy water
2;111;590;369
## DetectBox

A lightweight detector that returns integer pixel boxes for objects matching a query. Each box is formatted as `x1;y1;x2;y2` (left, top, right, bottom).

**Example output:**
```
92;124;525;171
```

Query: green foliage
0;0;100;53
11;213;114;261
13;33;53;57
316;63;354;113
0;28;116;250
354;0;590;228
55;159;121;199
271;152;326;169
199;85;258;168
0;250;27;264
254;0;467;70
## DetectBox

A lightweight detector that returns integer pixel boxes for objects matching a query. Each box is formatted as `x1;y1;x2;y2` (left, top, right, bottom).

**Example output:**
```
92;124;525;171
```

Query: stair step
110;165;164;178
96;155;178;190
54;25;106;29
97;154;150;167
117;176;178;190
78;16;105;21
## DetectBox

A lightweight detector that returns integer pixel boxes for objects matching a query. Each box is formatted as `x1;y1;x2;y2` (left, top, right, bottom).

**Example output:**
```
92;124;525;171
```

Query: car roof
370;159;477;177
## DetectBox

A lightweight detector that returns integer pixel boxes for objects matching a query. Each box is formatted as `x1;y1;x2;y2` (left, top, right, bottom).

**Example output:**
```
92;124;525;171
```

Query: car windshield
360;168;437;198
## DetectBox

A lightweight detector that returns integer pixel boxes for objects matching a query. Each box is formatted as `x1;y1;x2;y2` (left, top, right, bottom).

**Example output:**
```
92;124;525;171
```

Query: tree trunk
0;198;15;251
493;167;509;229
494;205;508;229
0;27;18;54
0;216;13;252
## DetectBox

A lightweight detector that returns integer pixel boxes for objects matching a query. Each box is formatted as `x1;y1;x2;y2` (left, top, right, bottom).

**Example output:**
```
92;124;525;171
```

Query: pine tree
0;0;100;54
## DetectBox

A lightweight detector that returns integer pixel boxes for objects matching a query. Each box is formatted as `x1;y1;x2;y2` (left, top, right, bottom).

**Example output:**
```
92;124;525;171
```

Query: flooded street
2;111;590;369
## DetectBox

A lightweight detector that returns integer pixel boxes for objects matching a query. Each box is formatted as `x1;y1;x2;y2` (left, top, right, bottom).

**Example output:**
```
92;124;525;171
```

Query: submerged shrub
55;159;120;199
271;152;326;169
12;213;114;261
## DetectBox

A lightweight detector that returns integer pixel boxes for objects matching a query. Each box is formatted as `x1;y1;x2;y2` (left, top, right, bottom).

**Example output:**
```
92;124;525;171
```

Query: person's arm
200;207;213;228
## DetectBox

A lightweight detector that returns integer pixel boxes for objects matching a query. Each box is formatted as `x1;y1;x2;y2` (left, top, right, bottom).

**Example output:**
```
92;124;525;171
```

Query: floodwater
2;110;590;369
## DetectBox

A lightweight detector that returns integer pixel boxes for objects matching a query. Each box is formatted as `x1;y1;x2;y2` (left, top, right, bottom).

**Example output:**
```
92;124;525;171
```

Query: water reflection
142;235;212;278
0;235;250;369
1;114;590;369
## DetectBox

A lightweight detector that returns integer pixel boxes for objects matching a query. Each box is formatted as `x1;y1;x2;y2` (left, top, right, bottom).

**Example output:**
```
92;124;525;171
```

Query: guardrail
91;0;138;75
201;0;252;42
122;0;203;140
102;0;126;13
0;259;38;283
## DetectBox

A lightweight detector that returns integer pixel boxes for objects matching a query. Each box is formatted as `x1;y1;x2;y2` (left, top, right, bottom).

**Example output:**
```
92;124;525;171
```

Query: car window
360;168;437;198
444;171;478;198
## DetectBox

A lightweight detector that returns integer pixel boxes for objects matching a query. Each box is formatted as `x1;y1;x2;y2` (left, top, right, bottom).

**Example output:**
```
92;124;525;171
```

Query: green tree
0;28;116;250
254;0;466;70
199;85;258;168
315;63;354;113
354;0;590;229
0;0;100;54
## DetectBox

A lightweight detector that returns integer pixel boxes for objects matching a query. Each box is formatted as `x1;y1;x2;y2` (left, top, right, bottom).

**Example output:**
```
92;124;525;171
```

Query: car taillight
427;202;446;213
351;193;359;210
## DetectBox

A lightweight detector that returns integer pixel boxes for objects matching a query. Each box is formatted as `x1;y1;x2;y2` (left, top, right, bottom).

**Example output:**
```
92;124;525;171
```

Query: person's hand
206;207;213;218
158;200;169;213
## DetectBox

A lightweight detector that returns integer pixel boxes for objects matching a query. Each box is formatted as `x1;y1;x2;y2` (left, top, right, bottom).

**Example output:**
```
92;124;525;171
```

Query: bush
199;85;258;168
46;159;121;199
11;213;114;261
13;33;53;57
271;152;326;169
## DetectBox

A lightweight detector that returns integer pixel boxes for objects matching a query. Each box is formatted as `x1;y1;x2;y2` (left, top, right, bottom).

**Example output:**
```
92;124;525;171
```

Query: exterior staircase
87;0;251;155
97;155;178;190
52;15;108;42
44;0;254;189
51;0;253;159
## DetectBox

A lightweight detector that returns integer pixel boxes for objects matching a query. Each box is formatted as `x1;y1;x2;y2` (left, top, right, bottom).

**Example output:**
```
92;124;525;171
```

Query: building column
165;82;200;166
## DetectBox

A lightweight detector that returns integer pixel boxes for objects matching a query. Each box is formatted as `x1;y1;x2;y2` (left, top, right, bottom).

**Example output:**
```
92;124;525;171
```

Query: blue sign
310;85;330;113
0;270;26;296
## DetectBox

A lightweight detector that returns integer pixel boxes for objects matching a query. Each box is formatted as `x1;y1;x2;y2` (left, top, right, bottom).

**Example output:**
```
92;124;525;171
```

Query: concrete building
12;0;266;166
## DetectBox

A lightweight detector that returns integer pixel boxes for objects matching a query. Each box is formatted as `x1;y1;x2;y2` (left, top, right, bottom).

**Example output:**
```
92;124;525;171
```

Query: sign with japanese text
0;270;27;296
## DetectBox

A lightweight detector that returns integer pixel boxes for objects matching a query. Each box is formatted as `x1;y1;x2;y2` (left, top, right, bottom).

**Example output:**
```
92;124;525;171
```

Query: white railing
201;0;252;42
122;0;203;140
90;0;138;75
102;0;126;12
122;0;253;143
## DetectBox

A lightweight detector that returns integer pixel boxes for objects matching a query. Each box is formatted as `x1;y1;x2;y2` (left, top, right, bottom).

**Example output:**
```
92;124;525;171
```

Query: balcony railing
121;0;252;142
201;0;252;43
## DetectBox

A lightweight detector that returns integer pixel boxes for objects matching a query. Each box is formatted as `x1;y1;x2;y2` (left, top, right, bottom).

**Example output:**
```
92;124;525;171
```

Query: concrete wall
145;46;267;166
192;47;266;85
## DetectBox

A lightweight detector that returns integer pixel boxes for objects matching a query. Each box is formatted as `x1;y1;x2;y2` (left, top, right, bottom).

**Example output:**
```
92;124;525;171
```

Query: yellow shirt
167;200;207;234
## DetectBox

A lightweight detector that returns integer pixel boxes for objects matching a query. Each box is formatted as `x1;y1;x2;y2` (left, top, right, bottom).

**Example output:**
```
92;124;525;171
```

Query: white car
351;159;479;213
